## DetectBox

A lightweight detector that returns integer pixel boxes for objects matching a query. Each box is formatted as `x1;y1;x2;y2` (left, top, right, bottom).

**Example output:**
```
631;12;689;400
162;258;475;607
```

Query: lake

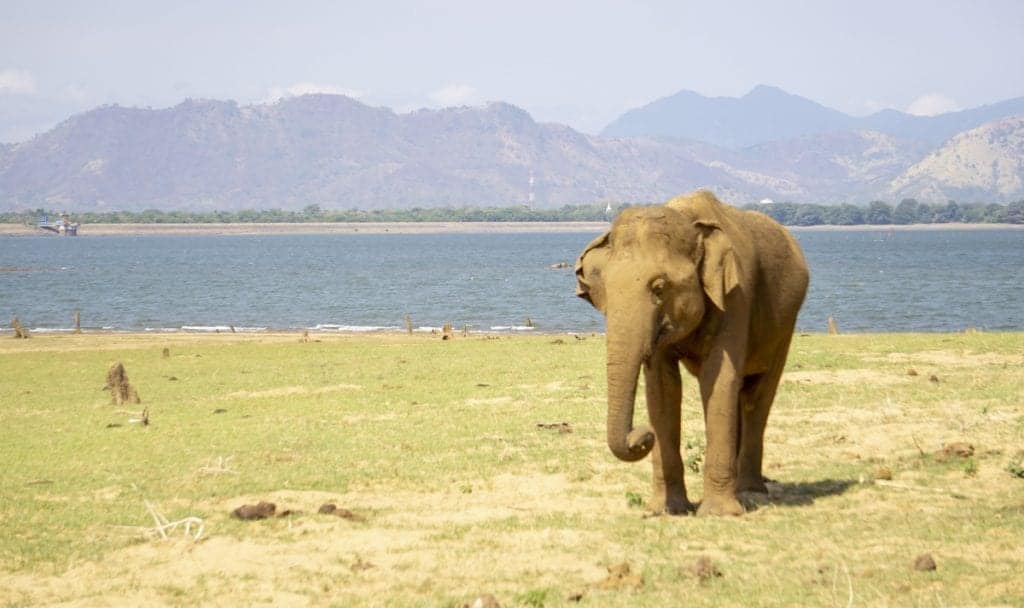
1;228;1022;334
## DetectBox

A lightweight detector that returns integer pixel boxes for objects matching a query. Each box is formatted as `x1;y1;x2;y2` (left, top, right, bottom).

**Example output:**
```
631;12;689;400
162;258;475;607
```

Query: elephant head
575;205;740;463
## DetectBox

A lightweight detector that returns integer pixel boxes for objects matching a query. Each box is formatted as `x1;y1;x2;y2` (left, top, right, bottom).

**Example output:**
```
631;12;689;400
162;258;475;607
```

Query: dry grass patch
1;331;1022;606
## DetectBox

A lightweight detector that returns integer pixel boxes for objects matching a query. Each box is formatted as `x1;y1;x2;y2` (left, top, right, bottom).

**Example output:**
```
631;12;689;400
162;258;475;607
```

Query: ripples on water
1;229;1021;333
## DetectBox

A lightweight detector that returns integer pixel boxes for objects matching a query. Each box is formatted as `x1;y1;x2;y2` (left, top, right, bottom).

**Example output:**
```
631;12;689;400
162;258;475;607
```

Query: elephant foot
697;494;744;517
647;498;695;517
650;485;694;516
737;477;769;495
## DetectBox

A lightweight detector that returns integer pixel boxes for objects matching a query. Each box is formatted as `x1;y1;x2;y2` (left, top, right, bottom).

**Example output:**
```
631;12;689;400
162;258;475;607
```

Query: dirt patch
1;476;618;606
465;396;515;406
224;383;362;399
783;369;906;386
870;350;1021;368
515;381;567;392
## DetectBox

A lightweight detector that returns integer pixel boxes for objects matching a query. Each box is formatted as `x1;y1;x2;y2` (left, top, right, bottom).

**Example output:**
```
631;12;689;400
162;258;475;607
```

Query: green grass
1;331;1022;606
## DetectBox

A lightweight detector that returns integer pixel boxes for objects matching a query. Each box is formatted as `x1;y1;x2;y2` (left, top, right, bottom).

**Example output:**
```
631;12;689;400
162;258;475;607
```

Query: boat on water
39;212;79;236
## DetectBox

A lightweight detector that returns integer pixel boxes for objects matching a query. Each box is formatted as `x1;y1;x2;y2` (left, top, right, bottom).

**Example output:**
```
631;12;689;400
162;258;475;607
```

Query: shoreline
1;220;1021;236
2;327;1017;339
0;221;611;236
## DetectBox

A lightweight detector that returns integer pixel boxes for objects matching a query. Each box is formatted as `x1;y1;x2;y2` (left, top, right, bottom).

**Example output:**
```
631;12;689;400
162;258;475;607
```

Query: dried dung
232;501;276;520
913;553;937;571
536;422;573;434
318;503;365;522
936;442;974;461
598;562;643;590
693;556;723;581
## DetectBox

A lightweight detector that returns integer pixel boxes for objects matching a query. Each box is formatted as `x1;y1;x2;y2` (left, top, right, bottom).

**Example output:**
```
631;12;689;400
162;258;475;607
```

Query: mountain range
1;86;1022;211
602;84;1024;149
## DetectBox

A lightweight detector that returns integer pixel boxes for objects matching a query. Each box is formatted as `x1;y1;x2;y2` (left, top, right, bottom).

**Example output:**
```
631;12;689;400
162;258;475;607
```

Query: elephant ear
574;230;610;308
695;220;740;311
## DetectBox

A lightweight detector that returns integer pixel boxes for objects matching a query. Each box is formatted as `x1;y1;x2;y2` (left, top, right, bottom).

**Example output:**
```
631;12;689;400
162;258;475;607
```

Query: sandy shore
0;221;1020;236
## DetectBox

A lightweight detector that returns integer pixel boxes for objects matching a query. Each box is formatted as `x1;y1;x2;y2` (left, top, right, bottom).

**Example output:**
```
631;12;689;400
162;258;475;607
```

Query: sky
2;0;1023;142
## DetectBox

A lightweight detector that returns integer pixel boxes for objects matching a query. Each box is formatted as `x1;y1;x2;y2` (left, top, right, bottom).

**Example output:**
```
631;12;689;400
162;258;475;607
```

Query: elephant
574;190;808;516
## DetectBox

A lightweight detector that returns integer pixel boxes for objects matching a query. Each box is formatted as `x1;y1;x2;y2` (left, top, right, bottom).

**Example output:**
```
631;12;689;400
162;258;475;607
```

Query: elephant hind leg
736;363;786;494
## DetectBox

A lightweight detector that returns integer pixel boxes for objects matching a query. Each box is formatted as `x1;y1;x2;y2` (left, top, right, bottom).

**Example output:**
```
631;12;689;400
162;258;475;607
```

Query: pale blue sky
2;0;1022;142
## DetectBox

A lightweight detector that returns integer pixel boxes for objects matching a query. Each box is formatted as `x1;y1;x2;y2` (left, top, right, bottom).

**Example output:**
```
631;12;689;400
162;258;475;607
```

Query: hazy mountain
861;97;1024;146
602;85;1024;149
0;95;772;211
890;115;1024;202
602;85;856;149
0;93;1021;211
729;130;932;203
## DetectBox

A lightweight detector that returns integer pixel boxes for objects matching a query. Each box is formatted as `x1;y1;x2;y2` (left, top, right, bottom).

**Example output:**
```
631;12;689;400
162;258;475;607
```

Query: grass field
1;331;1022;607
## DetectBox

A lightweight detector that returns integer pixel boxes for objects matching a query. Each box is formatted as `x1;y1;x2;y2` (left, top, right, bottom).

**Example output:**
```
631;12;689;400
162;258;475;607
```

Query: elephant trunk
605;316;656;462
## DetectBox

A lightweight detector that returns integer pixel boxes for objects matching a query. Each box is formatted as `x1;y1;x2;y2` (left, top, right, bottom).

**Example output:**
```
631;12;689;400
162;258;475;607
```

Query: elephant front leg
696;348;744;517
644;353;692;515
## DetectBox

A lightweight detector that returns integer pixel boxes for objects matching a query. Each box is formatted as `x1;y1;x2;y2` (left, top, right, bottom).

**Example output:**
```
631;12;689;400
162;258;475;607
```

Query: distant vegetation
1;199;1022;225
0;204;612;224
745;199;1023;225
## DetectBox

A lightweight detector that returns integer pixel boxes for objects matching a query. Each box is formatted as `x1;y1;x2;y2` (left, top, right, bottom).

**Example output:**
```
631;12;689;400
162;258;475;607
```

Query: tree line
745;199;1023;226
2;199;1022;225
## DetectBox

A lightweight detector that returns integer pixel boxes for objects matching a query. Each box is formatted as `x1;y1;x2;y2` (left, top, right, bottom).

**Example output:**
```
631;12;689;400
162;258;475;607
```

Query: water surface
1;228;1021;333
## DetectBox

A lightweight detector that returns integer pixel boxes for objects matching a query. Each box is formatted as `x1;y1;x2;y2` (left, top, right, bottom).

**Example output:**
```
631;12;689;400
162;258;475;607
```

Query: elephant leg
696;347;744;517
644;352;691;515
736;348;789;493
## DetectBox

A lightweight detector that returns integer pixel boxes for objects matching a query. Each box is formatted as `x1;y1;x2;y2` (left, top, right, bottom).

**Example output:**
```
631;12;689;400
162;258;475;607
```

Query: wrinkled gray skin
575;190;808;516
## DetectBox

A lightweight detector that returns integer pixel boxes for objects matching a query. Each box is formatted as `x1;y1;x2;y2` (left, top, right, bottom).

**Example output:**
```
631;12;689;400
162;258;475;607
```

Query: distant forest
2;199;1022;225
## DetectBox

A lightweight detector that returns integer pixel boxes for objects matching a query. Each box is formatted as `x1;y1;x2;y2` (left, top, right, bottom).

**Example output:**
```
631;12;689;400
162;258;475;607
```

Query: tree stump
106;362;141;405
11;316;29;339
